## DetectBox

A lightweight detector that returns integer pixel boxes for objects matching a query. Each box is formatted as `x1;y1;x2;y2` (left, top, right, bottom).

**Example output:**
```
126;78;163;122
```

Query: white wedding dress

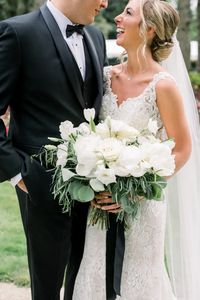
72;66;177;300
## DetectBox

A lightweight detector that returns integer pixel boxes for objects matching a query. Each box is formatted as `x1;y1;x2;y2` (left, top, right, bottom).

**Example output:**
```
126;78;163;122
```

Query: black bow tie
66;24;84;38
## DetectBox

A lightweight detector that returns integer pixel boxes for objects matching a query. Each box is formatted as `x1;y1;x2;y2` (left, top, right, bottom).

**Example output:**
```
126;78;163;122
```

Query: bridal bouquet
38;108;175;229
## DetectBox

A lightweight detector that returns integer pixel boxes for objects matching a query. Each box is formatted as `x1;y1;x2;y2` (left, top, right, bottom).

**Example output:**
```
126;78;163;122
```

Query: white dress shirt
11;0;86;186
47;0;86;79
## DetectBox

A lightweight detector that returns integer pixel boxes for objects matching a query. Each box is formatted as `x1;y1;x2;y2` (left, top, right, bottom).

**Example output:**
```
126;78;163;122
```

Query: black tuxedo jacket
0;5;107;207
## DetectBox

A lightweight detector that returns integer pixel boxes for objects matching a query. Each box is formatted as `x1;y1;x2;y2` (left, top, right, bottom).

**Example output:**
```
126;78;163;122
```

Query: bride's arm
156;79;192;174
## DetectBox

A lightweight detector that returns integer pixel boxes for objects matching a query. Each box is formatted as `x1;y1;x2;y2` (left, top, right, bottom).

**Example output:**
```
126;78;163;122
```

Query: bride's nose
114;14;122;25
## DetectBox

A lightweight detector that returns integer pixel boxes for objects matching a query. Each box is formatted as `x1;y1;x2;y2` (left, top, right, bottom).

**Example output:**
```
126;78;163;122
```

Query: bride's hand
91;192;121;214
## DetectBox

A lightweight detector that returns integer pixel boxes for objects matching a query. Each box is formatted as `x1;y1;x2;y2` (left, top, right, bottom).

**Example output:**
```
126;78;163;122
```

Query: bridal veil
162;38;200;299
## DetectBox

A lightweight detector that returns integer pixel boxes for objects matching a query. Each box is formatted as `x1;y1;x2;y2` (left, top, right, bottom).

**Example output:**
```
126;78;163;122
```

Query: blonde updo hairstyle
139;0;180;62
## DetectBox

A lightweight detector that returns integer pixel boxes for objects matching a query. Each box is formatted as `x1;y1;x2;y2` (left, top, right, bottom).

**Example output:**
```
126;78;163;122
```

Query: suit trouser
17;187;73;300
64;202;89;300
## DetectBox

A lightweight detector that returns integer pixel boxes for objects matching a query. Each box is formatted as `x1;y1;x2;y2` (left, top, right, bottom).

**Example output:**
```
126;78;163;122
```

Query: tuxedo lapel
40;4;85;108
83;28;103;112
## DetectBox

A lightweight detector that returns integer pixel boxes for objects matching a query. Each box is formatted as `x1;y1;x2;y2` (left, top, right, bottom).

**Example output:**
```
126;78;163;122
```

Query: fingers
95;192;112;200
91;199;101;209
101;203;121;211
101;203;122;214
95;192;114;205
91;192;122;214
91;198;122;214
17;179;28;194
96;198;115;204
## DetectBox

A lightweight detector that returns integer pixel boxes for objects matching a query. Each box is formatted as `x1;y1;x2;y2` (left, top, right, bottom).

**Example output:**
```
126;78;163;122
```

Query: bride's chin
116;38;123;47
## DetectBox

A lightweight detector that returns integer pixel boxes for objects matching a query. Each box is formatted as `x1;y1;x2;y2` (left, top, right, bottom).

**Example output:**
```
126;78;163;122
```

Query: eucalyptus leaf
69;181;84;199
77;185;95;202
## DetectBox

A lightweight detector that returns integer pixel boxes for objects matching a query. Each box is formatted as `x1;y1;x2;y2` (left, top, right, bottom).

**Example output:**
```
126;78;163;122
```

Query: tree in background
0;0;34;20
177;0;191;69
95;0;128;38
197;0;200;71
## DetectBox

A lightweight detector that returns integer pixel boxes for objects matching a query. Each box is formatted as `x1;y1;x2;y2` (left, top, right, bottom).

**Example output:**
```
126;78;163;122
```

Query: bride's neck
126;48;156;76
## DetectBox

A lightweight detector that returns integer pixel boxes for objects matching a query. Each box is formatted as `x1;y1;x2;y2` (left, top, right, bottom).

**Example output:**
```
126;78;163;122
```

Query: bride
72;0;200;299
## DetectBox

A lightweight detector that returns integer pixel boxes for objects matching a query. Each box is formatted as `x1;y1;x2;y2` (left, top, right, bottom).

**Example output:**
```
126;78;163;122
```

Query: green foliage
0;182;29;286
189;71;200;88
94;14;113;39
95;0;128;38
0;0;34;20
190;12;198;40
88;173;167;230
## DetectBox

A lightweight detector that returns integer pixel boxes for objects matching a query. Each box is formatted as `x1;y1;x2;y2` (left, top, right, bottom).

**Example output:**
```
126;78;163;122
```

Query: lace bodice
100;66;175;140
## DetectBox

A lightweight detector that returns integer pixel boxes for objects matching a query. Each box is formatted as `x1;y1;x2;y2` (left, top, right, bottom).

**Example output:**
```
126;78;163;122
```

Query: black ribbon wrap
106;214;125;299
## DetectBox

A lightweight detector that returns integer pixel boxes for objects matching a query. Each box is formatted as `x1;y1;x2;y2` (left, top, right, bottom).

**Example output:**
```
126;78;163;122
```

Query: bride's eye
126;8;133;16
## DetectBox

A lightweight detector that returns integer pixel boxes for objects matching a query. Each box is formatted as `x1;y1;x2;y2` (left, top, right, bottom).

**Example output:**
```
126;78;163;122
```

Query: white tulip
83;108;95;122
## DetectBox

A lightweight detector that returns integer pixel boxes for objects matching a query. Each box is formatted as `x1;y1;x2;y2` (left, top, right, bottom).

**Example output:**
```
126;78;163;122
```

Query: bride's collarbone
111;74;152;102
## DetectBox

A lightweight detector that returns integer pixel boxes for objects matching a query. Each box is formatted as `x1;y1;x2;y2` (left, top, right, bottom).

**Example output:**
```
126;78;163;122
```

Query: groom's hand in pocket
17;179;28;194
91;192;121;214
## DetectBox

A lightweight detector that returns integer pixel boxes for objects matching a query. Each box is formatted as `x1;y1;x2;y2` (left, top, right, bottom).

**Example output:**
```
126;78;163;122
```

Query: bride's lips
116;27;125;38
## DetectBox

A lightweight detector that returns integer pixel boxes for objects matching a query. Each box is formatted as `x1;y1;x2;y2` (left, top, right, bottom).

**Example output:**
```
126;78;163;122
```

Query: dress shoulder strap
150;72;176;87
103;66;113;93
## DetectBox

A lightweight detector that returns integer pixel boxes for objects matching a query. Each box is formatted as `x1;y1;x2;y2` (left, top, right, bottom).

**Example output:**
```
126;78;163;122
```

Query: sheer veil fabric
161;38;200;299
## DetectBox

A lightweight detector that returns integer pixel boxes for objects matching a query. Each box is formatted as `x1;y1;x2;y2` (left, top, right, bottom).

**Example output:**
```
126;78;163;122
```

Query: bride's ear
146;26;156;40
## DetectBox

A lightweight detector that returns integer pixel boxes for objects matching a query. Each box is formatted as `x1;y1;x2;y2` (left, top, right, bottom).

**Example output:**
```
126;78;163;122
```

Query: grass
0;182;29;286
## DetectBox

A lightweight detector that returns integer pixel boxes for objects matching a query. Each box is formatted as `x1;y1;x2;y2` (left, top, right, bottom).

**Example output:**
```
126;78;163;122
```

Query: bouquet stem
87;206;110;230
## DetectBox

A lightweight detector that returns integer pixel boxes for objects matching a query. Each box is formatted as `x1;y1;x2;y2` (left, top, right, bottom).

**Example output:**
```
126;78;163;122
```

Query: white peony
141;143;175;176
77;122;90;135
56;143;68;167
74;134;101;176
107;118;139;141
83;108;95;122
96;138;123;162
115;146;144;176
59;120;74;140
95;122;110;138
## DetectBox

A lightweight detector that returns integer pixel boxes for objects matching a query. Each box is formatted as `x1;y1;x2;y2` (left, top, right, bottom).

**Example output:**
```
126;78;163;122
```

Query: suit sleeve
0;22;22;182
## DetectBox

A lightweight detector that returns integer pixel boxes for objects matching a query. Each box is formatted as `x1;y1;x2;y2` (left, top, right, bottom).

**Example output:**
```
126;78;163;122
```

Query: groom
0;0;108;299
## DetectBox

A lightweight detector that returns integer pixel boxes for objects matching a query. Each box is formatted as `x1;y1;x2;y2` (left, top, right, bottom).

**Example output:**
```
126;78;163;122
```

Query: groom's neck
50;0;84;24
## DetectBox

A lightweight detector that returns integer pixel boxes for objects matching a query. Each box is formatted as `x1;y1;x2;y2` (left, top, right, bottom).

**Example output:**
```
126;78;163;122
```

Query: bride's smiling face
114;0;143;50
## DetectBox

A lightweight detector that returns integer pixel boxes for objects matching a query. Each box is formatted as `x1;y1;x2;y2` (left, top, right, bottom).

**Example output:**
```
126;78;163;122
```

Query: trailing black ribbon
106;215;125;299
